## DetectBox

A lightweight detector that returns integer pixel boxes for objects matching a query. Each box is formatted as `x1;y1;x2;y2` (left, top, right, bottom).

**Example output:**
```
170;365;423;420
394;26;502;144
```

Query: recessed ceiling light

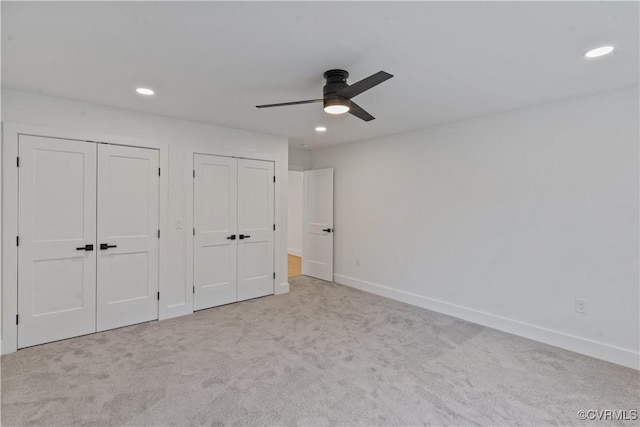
136;87;155;95
583;46;615;58
315;126;327;132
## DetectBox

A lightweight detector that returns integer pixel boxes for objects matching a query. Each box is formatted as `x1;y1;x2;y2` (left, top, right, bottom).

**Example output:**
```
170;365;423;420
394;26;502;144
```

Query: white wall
1;88;289;352
288;171;303;256
311;87;639;369
288;147;311;171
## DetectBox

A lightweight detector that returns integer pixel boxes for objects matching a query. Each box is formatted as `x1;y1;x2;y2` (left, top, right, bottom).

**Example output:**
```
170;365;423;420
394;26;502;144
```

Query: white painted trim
334;273;639;370
288;249;302;257
276;282;290;295
0;121;3;355
2;123;19;354
166;303;190;319
2;122;170;354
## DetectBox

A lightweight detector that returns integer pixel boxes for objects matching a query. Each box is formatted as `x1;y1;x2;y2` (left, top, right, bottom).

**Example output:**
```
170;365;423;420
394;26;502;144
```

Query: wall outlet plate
575;298;587;314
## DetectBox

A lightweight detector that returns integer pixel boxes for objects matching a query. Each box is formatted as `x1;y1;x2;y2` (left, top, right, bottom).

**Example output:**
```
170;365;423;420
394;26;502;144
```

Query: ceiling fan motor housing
323;69;349;97
323;69;351;111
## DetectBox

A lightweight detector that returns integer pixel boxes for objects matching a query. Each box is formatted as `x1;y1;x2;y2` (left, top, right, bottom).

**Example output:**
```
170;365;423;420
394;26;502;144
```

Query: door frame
191;155;275;310
2;122;169;354
185;149;287;316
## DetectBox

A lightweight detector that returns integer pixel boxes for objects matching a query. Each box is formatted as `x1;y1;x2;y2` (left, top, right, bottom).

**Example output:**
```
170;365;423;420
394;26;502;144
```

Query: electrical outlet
575;298;587;314
175;217;184;229
355;258;360;267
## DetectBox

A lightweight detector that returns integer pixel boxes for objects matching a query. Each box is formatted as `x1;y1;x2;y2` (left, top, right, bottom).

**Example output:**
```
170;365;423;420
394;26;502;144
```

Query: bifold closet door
17;135;97;348
96;144;159;332
193;154;238;310
237;159;275;301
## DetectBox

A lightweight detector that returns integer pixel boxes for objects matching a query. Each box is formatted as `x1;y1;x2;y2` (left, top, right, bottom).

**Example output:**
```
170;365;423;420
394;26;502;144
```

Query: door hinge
16;314;19;325
273;272;276;279
158;168;161;176
16;157;20;167
273;224;276;231
157;229;160;238
193;228;195;236
157;292;160;300
193;286;195;294
273;176;276;182
16;236;19;247
193;170;196;178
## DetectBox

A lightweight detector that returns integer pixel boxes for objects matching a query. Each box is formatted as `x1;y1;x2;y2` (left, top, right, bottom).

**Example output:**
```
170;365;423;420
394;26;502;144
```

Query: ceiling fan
256;69;393;122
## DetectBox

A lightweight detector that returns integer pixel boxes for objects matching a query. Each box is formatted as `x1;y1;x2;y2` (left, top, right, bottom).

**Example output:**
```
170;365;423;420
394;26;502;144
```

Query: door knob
238;234;251;239
322;228;333;233
99;243;118;250
76;244;94;251
226;235;236;240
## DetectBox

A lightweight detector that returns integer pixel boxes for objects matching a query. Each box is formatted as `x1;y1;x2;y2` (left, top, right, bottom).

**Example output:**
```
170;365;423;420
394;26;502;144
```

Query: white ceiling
2;1;638;149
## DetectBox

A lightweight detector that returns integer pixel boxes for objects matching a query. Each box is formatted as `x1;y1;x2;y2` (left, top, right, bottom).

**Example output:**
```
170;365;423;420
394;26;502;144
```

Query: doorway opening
288;167;334;281
288;171;303;278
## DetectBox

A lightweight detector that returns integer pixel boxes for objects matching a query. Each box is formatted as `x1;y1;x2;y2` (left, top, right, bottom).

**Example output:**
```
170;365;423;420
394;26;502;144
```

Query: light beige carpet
2;276;638;426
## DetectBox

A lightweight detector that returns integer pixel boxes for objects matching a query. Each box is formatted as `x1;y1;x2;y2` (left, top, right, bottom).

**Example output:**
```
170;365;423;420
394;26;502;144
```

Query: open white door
302;168;334;281
96;144;159;332
18;135;97;348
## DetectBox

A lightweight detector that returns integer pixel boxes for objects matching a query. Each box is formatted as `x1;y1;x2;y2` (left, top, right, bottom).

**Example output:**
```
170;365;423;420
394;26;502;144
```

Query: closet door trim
185;150;285;316
2;122;169;355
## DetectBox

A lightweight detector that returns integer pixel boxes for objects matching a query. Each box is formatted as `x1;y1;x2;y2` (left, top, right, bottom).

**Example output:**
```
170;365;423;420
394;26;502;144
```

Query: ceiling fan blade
349;101;375;122
336;71;393;99
256;99;323;108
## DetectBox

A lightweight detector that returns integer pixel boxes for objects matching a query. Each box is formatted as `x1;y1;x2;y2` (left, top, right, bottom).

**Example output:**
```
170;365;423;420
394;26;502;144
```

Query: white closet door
237;159;274;301
193;154;238;310
96;144;159;331
18;135;97;348
302;168;334;281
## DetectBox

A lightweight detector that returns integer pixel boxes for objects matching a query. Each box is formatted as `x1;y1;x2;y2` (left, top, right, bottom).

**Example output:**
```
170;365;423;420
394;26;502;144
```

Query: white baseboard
334;273;639;370
288;249;302;257
276;281;290;295
165;303;191;319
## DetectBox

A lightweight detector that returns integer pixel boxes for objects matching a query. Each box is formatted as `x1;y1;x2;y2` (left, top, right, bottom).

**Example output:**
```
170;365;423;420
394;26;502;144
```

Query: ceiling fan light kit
323;97;351;114
256;69;393;122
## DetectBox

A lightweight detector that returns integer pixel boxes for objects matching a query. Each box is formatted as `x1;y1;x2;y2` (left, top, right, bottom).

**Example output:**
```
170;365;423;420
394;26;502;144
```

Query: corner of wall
334;273;640;370
276;282;290;295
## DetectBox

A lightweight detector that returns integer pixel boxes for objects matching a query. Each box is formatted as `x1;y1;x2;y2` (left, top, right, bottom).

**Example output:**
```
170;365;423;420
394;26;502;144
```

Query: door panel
18;135;97;348
237;159;274;301
303;168;334;281
104;252;150;303
97;144;159;331
193;154;237;310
